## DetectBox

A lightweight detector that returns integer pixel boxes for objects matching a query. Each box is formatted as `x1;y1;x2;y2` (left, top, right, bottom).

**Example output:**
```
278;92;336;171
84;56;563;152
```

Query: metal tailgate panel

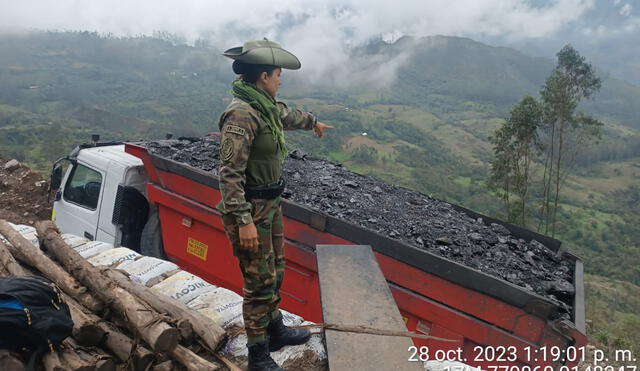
317;244;421;371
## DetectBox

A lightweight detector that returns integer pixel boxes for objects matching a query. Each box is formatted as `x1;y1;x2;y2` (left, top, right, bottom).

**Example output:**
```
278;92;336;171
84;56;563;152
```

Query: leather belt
245;177;286;201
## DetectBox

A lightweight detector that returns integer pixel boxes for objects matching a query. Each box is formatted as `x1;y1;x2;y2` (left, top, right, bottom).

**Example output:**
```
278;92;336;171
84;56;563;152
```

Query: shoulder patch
220;138;234;161
224;124;246;136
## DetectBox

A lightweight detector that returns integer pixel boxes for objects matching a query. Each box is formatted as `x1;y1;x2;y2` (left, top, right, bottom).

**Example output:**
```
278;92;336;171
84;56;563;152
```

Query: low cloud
619;3;633;17
0;1;596;49
0;0;599;86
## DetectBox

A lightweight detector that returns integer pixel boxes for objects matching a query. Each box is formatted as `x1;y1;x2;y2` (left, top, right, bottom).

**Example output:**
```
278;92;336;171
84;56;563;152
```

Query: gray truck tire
140;206;167;260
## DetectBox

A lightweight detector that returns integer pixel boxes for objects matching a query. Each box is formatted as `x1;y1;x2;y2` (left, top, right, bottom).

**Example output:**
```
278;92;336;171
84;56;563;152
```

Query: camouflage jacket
217;97;316;225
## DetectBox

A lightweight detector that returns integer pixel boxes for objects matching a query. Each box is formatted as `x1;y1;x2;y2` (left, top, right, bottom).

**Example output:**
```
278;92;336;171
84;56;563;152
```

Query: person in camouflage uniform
217;39;332;371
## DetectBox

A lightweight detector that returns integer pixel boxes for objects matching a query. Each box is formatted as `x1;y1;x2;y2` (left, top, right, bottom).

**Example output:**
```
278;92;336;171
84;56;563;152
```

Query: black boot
247;339;283;371
267;312;311;352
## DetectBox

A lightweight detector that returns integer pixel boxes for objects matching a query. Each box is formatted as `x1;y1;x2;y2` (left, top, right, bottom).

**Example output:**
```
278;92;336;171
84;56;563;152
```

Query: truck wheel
140;206;167;260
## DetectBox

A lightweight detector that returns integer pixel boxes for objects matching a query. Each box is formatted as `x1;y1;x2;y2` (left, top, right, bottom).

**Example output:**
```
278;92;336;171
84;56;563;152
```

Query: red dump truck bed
125;142;587;369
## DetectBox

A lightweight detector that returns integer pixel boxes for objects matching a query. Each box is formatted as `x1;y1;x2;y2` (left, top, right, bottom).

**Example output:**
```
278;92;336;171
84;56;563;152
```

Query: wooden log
35;221;178;353
65;338;115;371
59;344;94;371
42;351;65;371
213;353;243;371
0;220;103;312
171;345;220;371
103;268;226;351
95;360;114;371
0;350;24;371
152;360;173;371
58;287;153;370
177;318;195;344
96;321;154;371
64;293;106;346
95;359;115;371
0;253;220;371
106;269;242;371
0;240;26;276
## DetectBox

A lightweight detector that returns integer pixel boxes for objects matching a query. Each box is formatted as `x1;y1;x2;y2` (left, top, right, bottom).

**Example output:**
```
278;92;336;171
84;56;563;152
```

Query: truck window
63;164;103;210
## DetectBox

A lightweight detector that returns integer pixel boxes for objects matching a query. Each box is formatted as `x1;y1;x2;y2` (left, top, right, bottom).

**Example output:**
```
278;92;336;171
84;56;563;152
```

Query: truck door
53;162;104;240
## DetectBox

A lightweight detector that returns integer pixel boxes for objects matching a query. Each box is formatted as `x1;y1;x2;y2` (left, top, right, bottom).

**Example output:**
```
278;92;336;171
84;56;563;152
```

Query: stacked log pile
0;219;236;371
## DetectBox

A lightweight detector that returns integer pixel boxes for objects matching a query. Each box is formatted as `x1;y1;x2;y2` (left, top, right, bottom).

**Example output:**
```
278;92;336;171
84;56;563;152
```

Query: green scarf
232;79;287;160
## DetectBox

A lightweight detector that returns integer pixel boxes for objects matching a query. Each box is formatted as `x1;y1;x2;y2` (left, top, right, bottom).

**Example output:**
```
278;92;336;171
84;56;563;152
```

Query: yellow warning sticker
187;237;208;261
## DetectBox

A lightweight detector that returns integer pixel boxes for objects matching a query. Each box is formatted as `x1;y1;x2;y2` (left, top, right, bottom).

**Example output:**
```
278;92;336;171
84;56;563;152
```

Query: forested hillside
0;31;230;168
0;31;638;348
387;36;640;129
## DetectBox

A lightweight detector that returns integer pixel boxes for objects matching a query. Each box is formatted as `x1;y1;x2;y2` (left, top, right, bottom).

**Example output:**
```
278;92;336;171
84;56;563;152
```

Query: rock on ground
3;159;20;172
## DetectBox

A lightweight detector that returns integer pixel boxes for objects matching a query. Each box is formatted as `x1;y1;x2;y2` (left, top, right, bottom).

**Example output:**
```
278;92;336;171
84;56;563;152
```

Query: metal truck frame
50;141;587;369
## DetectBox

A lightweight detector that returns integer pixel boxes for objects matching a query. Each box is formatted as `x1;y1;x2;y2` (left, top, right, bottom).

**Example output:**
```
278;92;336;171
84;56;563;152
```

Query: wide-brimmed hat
223;39;301;70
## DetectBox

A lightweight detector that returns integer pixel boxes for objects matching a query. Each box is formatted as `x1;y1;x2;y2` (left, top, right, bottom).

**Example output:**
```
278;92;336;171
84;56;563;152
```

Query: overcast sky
1;0;638;83
1;0;635;44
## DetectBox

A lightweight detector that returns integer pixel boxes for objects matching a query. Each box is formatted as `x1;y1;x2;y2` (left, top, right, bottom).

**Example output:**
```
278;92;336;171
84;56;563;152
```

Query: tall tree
490;96;542;226
538;45;603;235
489;122;516;222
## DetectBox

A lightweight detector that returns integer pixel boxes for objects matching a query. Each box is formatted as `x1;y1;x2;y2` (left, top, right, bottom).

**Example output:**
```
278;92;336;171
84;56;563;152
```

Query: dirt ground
0;155;53;225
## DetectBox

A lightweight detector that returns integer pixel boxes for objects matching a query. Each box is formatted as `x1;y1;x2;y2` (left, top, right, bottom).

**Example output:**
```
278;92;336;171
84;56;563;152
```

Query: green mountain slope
585;274;639;355
1;30;639;349
381;36;640;129
0;32;230;147
0;31;638;284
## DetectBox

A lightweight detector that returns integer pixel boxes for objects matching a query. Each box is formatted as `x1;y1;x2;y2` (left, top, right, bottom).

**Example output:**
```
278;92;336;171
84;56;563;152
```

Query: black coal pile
147;137;574;318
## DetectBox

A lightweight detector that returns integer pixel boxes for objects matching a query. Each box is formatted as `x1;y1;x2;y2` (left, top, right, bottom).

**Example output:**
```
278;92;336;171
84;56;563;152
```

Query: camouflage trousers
221;197;285;340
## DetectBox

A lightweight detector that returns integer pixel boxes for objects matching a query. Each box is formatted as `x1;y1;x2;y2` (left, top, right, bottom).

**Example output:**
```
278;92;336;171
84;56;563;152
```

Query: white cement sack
187;287;244;329
88;247;141;268
220;333;248;358
20;231;39;247
73;240;113;259
7;223;34;235
2;224;38;247
280;310;304;327
119;256;178;286
424;361;481;371
61;234;91;249
150;271;216;305
115;257;138;271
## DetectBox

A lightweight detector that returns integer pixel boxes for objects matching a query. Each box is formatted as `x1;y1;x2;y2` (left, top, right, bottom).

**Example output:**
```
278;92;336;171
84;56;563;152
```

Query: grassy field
585;274;640;354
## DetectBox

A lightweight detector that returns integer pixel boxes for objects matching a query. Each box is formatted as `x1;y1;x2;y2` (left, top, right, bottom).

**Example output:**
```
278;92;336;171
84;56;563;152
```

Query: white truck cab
52;143;149;249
